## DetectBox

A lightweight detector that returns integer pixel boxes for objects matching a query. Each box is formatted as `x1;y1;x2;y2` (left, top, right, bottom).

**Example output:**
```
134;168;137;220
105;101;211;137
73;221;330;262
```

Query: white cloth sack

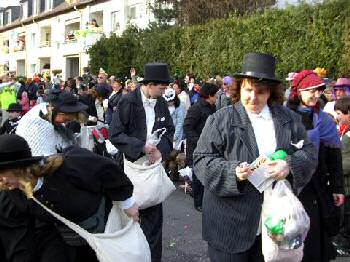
262;180;310;262
33;199;151;262
124;157;176;209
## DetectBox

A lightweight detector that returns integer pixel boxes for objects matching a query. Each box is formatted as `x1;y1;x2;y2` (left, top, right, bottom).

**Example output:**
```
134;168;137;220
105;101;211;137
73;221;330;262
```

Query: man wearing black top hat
0;103;22;135
193;53;317;261
109;62;175;261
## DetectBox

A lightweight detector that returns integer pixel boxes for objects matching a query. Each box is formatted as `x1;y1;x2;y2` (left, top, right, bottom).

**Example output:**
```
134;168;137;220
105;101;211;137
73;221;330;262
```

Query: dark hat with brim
140;63;171;84
233;52;281;83
7;103;22;112
55;92;88;113
0;134;43;170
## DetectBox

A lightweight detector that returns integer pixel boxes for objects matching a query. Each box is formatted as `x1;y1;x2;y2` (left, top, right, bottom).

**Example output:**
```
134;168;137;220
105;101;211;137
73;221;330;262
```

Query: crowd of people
0;52;349;262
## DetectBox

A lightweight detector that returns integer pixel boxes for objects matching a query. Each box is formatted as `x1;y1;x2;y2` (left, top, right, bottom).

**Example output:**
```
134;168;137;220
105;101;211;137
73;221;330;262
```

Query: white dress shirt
247;105;276;157
141;89;157;139
247;105;277;235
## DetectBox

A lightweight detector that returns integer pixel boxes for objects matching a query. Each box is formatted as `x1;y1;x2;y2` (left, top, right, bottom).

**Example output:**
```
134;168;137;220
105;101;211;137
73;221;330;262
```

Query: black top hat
7;103;22;112
54;92;88;113
140;63;170;84
0;134;43;170
233;52;281;83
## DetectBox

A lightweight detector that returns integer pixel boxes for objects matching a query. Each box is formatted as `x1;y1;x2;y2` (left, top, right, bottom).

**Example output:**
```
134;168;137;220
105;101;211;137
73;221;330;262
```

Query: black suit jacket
109;87;175;162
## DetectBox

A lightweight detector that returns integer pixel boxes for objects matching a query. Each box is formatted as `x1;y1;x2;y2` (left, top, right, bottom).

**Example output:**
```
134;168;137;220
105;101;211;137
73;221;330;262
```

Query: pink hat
333;78;350;88
285;72;297;81
292;70;325;91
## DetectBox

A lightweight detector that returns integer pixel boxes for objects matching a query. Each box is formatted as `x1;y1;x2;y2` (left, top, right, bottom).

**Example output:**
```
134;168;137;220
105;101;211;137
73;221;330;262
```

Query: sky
276;0;322;8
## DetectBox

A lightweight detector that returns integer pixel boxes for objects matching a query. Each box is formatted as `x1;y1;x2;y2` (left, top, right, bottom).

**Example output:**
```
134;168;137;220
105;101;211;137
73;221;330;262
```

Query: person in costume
287;70;345;261
109;62;175;262
0;103;22;135
0;134;138;262
16;90;86;156
193;53;317;261
323;77;350;120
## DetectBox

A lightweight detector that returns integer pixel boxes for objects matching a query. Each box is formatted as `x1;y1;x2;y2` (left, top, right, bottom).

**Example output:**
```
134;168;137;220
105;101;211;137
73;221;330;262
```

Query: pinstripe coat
193;101;317;254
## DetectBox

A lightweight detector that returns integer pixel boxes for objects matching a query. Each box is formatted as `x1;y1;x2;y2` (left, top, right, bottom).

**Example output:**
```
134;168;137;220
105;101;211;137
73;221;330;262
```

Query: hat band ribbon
244;71;275;80
0;150;32;163
300;83;325;91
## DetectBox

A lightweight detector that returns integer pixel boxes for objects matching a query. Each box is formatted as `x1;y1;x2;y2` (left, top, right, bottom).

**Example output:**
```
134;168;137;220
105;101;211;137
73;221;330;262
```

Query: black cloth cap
96;86;111;99
0;134;43;170
45;88;62;106
233;52;281;83
7;103;22;112
55;92;88;113
140;63;170;84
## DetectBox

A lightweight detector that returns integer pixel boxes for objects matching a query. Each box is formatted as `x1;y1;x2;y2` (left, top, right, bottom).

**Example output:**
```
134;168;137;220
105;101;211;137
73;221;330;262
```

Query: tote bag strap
33;197;92;240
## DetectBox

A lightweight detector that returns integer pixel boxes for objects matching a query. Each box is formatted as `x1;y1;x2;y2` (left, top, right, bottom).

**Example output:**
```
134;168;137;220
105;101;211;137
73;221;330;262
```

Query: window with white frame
22;2;28;19
45;0;52;11
128;6;136;20
30;33;36;47
111;11;120;32
33;0;38;15
30;64;36;75
4;10;11;25
0;13;3;26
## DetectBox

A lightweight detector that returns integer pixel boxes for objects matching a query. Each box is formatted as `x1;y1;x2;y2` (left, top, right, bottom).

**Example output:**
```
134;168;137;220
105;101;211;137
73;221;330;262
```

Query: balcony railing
14;46;26;52
1;46;9;54
65;31;78;43
39;40;51;47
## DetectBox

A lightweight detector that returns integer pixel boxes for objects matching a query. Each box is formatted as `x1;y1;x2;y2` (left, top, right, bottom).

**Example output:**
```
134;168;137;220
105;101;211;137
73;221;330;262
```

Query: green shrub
88;0;350;80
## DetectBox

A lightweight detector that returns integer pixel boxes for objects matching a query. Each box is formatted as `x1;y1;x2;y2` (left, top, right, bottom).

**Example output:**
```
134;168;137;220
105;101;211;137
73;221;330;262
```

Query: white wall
0;0;157;79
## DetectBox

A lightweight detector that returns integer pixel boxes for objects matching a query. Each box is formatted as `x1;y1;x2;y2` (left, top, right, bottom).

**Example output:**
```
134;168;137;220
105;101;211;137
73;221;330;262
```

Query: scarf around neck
298;107;341;152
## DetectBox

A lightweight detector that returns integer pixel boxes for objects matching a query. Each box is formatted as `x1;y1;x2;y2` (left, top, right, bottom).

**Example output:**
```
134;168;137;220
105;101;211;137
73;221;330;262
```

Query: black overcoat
184;98;216;166
193;102;318;254
109;87;175;162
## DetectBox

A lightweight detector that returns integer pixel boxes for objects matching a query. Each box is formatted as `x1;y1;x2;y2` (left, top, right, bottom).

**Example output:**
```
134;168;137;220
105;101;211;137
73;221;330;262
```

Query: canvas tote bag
124;157;176;209
33;198;151;262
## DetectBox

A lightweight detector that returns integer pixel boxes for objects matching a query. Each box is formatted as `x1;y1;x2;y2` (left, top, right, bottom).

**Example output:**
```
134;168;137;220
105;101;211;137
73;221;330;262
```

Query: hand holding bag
124;157;176;209
123;128;176;209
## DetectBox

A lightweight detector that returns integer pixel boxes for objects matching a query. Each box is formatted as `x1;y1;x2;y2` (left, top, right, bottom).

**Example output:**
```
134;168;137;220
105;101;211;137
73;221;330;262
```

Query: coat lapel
134;88;147;135
233;102;259;160
270;104;292;151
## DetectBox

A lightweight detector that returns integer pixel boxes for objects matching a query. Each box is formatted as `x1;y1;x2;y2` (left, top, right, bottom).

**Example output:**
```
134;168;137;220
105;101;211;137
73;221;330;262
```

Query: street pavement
162;188;350;262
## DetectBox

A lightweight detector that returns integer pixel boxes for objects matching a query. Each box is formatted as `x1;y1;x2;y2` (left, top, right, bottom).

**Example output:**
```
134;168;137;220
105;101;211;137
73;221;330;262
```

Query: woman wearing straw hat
0;134;138;262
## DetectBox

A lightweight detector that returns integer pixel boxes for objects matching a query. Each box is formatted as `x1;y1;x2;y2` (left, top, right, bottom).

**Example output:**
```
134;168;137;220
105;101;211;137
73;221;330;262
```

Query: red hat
292;70;325;91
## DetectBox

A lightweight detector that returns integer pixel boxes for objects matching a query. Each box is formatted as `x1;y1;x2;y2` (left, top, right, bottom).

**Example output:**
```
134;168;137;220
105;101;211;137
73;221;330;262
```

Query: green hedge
88;0;350;80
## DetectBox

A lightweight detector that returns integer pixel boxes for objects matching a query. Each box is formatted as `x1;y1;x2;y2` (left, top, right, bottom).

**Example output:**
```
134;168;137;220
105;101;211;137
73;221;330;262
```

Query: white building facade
0;0;156;80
